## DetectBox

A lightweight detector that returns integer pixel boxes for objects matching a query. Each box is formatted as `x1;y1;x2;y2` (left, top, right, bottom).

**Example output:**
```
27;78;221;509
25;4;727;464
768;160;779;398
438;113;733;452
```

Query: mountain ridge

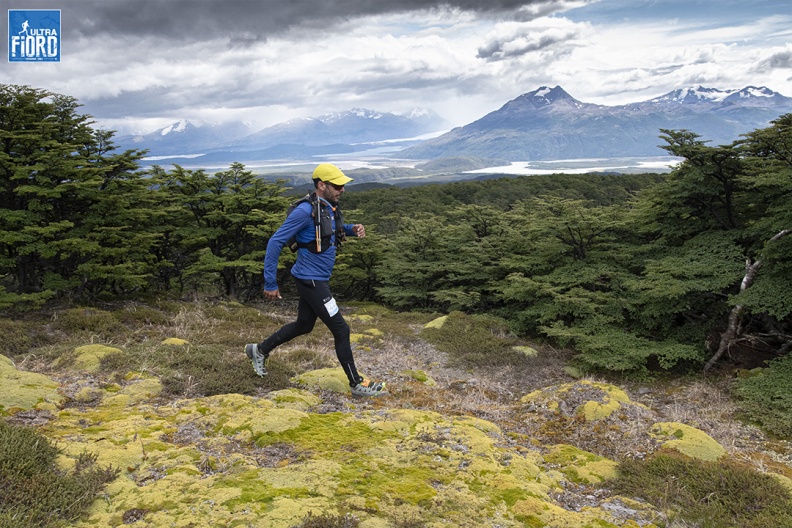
116;85;792;164
399;84;792;160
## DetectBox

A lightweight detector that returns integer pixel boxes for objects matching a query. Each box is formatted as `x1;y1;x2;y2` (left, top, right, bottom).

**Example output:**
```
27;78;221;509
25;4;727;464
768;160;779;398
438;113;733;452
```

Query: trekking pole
314;200;321;252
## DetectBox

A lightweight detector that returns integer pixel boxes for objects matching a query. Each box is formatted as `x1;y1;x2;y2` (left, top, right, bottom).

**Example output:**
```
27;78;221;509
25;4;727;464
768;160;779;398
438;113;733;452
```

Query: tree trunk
704;229;792;371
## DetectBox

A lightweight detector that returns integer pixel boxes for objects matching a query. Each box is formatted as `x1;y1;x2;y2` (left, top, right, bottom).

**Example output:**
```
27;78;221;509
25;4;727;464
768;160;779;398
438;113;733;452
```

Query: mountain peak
503;85;585;111
648;86;784;105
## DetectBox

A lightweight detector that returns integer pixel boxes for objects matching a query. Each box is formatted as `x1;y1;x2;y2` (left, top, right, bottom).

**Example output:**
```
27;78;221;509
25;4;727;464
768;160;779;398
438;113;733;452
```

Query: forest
2;84;791;435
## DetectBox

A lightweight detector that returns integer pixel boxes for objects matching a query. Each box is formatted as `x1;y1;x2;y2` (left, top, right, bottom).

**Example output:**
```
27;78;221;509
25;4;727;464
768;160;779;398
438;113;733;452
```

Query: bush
736;354;792;437
159;345;293;397
608;452;792;528
51;307;123;338
0;319;31;356
0;420;119;527
420;311;523;368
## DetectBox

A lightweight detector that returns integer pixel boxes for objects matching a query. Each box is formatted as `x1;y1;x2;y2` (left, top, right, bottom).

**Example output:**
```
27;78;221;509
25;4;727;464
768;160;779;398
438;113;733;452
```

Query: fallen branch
704;228;792;371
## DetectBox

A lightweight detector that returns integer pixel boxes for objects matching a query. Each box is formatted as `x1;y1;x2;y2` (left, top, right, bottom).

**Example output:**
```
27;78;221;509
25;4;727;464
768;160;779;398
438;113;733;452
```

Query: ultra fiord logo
9;10;61;62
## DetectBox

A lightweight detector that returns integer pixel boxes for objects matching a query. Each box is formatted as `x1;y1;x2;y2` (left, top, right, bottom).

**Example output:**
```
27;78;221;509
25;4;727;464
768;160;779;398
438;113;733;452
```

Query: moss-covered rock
36;375;664;528
294;367;351;394
649;422;726;461
424;315;447;329
161;337;190;346
0;353;63;412
72;344;124;372
401;369;437;386
512;345;538;357
521;380;640;422
544;444;619;484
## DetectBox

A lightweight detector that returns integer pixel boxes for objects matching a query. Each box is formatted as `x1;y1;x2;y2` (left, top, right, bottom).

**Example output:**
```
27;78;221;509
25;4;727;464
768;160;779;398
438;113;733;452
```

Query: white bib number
324;297;339;317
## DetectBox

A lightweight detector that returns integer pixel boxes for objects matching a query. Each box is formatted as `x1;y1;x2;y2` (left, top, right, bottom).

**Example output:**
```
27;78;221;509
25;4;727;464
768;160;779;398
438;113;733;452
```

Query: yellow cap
312;163;353;186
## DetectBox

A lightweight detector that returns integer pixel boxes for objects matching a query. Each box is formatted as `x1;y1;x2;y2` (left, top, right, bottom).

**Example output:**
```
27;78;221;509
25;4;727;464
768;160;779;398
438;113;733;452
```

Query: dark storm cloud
477;27;579;61
753;50;792;72
4;0;564;40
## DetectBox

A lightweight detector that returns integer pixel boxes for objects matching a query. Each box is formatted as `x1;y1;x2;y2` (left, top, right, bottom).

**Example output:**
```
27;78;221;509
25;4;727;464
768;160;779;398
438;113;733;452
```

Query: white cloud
2;1;790;134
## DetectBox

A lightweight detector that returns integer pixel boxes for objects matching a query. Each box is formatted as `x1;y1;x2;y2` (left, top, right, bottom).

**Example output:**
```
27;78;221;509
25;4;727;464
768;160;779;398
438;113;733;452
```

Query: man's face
318;180;344;203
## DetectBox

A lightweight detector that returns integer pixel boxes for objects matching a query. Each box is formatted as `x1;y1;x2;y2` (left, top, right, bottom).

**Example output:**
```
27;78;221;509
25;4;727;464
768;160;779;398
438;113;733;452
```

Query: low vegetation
0;421;119;528
610;452;792;528
1;301;791;526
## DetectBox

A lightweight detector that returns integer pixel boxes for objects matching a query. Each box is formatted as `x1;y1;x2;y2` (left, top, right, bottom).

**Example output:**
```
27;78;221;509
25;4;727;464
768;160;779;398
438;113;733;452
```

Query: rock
0;353;63;412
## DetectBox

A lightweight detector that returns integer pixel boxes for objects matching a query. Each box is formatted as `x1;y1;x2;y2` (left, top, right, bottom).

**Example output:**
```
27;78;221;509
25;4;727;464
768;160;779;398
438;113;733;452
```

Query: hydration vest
286;193;346;254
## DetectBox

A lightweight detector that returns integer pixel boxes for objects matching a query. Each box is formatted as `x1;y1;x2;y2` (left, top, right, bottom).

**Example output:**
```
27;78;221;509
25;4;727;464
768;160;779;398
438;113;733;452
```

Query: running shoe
350;378;386;397
245;343;267;377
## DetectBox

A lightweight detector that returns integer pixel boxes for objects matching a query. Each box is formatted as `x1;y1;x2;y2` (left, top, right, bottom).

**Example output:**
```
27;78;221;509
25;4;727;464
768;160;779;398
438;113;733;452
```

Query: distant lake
465;156;682;176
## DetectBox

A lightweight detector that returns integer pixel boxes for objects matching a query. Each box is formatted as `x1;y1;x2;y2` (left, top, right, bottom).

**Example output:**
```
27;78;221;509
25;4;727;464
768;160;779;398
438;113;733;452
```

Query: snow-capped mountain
230;108;449;151
116;85;791;164
400;85;792;161
118;108;449;159
119;120;254;156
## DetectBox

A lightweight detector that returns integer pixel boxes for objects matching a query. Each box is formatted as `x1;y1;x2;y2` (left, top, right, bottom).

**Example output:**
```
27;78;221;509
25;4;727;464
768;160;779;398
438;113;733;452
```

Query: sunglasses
325;182;345;191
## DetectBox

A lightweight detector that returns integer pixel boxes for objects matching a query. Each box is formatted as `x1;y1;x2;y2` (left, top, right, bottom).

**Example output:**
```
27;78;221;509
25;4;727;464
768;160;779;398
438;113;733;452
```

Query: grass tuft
608;451;792;528
0;420;119;528
291;511;360;528
420;311;526;368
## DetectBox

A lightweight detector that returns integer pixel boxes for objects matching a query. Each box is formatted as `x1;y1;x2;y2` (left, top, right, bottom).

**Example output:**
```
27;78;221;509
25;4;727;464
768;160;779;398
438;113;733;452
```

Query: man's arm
263;204;311;296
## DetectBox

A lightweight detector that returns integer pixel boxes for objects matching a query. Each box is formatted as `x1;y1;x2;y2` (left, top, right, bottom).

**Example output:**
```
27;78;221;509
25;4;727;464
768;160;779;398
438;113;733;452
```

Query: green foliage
2;82;791;379
608;452;792;528
0;420;119;527
542;321;703;373
736;354;792;437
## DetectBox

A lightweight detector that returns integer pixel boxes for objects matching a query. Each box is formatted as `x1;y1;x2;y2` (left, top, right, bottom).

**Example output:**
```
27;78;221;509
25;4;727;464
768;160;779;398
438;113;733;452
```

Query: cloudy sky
4;0;791;135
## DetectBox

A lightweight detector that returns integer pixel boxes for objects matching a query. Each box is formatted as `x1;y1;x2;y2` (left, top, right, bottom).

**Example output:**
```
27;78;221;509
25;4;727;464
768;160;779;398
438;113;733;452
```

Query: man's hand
263;288;282;301
352;224;366;238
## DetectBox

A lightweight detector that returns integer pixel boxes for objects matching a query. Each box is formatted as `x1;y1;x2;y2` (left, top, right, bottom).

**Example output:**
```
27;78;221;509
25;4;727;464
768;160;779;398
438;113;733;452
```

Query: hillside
2;301;791;527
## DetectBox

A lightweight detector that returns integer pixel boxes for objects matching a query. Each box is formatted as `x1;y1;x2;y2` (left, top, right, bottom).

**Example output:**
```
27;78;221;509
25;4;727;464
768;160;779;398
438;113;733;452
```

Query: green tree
0;85;149;308
631;118;792;370
156;162;289;298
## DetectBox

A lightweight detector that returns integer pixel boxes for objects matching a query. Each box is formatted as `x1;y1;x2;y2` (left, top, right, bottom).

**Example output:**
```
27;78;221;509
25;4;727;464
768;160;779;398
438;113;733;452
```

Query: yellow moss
520;381;646;422
294;367;351;394
73;344;122;372
424;315;448;329
0;353;63;412
267;388;322;410
161;337;191;346
544;444;619;484
650;422;726;461
34;368;661;528
771;472;792;493
364;328;383;337
402;369;437;386
118;376;163;404
74;386;103;403
513;345;538;357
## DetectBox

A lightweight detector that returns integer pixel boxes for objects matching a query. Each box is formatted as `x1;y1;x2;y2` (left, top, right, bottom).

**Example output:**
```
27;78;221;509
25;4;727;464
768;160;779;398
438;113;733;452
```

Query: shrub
608;451;792;528
735;354;792;438
159;345;294;397
0;319;31;356
0;420;119;527
51;307;123;338
113;304;170;326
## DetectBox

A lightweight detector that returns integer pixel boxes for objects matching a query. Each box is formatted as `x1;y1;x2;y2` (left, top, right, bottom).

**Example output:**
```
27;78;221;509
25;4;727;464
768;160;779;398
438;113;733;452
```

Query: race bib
324;297;339;317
